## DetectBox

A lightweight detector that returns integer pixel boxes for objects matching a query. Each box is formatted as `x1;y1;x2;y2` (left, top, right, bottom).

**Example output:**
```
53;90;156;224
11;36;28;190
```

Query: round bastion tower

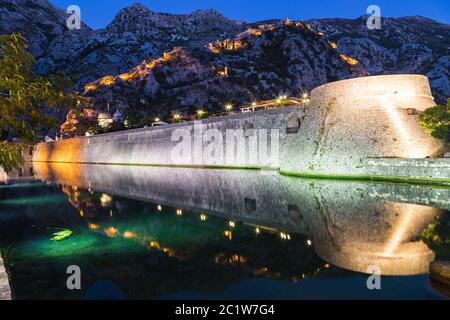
280;74;446;176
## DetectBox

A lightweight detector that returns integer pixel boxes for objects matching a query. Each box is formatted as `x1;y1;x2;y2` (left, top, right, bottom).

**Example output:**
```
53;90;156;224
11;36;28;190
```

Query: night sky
49;0;450;29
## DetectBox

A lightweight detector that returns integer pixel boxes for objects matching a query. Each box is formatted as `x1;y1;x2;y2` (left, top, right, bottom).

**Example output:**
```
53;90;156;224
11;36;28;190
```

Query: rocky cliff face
82;21;362;116
309;16;450;103
1;0;449;118
0;1;245;86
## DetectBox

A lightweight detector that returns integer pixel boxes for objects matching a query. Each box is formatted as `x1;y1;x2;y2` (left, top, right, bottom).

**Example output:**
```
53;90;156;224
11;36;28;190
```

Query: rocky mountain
82;21;362;118
0;0;246;86
309;16;450;103
1;0;449;130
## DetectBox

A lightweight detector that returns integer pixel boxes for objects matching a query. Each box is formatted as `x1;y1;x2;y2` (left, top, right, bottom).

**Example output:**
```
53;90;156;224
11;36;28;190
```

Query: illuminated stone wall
281;74;446;175
34;75;447;178
33;106;298;168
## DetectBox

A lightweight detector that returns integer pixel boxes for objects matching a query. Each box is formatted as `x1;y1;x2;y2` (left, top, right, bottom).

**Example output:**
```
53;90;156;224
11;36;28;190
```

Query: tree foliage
0;141;25;172
419;98;450;140
0;33;81;171
422;218;450;259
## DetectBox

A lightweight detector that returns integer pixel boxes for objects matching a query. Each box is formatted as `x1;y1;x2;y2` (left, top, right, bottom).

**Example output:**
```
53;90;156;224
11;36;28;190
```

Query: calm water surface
0;162;449;300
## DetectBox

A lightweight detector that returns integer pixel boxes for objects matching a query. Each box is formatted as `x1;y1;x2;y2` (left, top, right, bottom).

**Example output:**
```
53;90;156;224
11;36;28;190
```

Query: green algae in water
51;229;73;242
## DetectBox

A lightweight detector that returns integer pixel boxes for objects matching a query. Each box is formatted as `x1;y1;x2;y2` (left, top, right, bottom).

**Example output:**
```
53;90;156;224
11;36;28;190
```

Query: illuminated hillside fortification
33;75;448;181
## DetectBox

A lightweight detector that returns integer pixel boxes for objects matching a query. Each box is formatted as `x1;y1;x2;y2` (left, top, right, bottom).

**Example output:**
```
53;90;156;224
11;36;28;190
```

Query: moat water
0;163;449;300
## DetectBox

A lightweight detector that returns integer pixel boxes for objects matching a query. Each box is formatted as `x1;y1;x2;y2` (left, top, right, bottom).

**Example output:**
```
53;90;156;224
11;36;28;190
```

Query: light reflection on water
0;162;448;300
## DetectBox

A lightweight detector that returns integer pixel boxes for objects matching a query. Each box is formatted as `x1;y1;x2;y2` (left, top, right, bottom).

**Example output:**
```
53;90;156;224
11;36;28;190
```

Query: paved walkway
0;255;11;300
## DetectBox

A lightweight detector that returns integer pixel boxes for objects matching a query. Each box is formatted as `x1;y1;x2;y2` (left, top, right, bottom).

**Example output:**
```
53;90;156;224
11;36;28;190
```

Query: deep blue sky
50;0;450;29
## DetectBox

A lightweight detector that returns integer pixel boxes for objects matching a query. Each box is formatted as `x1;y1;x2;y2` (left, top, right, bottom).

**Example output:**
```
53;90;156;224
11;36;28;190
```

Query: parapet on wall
280;74;445;175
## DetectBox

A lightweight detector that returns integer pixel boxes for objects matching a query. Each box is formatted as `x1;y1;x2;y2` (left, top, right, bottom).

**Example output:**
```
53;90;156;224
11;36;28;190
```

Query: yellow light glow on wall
99;76;116;86
380;96;429;158
339;54;359;65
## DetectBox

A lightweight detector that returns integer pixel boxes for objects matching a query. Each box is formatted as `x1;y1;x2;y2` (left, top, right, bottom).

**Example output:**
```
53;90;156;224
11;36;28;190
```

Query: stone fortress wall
33;106;299;168
33;75;450;182
281;74;446;175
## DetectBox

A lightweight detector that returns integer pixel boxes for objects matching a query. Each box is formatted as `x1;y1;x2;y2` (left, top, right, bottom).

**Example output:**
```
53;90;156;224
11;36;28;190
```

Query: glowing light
157;205;162;212
224;230;232;240
176;209;183;216
325;264;330;268
200;214;207;221
280;232;291;240
123;231;138;239
339;54;359;65
150;241;160;249
154;117;161;122
217;66;228;77
225;104;233;111
100;193;112;207
173;114;181;120
79;210;84;217
307;239;312;246
119;71;138;81
104;227;119;238
99;76;116;86
255;228;260;234
229;221;236;228
88;223;99;230
84;84;97;92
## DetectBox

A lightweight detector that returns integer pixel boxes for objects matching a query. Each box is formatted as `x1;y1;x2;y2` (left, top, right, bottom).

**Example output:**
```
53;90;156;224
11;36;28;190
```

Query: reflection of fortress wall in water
33;162;448;276
33;75;448;179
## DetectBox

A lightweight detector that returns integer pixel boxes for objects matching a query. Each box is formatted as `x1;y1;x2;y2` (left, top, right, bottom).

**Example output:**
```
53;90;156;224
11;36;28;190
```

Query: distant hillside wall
33;75;446;177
